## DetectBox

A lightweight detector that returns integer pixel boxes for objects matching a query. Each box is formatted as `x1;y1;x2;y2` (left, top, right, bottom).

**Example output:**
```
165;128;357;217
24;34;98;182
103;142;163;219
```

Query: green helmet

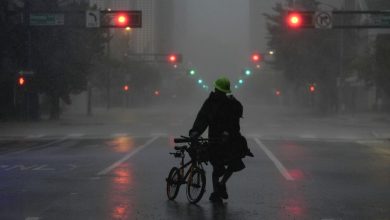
214;77;231;93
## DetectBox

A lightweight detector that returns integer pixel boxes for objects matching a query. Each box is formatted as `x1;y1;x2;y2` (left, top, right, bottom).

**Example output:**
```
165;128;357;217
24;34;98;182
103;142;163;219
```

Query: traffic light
309;84;316;93
189;69;196;76
251;53;262;63
18;76;25;86
167;53;182;64
286;11;314;28
275;90;281;96
123;85;129;91
245;69;252;76
115;13;129;27
238;79;244;84
198;79;203;84
169;54;177;62
154;90;160;96
101;10;142;28
287;13;302;28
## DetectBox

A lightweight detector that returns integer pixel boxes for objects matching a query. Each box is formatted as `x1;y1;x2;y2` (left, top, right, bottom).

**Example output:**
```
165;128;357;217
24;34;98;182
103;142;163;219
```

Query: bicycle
166;136;213;204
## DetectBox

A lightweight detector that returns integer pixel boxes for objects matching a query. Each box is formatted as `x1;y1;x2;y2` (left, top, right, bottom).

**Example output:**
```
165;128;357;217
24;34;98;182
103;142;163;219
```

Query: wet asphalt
0;135;388;220
0;105;389;220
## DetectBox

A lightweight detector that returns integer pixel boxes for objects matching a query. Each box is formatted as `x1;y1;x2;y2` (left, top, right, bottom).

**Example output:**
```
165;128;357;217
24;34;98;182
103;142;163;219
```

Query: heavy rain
0;0;389;219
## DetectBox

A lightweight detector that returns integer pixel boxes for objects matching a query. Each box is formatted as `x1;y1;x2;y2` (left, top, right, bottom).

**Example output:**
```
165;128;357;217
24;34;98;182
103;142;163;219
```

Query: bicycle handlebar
174;136;221;144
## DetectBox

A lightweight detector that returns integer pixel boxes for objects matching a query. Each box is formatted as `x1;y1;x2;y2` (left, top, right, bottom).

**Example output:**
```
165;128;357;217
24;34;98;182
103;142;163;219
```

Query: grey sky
178;0;342;85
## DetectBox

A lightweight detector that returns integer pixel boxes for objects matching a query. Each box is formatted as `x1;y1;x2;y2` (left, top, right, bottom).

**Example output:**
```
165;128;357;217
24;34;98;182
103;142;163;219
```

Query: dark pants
210;159;245;193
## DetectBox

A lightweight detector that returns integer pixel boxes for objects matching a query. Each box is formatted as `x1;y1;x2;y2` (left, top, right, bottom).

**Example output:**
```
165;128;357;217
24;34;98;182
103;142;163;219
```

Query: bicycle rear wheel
166;167;181;200
186;167;206;204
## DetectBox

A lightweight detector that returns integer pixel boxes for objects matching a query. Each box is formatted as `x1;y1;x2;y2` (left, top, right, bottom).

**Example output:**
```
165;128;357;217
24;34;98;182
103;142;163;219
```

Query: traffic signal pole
286;10;390;29
106;29;111;111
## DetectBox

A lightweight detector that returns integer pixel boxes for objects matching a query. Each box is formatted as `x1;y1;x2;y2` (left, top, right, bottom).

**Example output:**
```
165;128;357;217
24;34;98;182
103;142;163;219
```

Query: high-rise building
88;0;176;54
154;0;175;53
129;0;155;53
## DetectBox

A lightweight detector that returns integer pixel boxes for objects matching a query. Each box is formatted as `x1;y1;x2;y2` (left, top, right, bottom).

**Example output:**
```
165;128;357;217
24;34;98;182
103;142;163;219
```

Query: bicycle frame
176;148;204;185
167;136;216;203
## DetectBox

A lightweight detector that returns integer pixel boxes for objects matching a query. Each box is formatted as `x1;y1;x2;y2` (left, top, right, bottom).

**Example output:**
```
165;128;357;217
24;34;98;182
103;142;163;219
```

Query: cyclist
189;77;253;203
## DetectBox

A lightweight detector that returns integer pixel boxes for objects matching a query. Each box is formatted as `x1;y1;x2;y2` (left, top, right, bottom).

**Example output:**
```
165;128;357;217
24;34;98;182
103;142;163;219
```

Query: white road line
300;134;317;139
151;132;168;136
111;133;129;138
67;133;84;138
370;130;379;138
97;135;160;176
26;134;45;139
1;138;68;157
253;137;294;181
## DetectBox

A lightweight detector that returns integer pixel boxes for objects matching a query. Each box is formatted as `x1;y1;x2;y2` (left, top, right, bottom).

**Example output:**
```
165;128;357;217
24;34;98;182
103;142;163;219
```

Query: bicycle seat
174;146;187;151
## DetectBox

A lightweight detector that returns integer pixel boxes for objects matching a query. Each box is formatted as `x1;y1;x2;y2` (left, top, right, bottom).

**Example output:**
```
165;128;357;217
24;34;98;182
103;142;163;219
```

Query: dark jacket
190;91;243;139
190;91;246;171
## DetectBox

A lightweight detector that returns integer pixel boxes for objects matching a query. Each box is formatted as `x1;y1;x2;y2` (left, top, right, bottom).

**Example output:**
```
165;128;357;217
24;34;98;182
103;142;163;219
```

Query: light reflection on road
279;141;308;219
109;162;134;220
107;136;135;153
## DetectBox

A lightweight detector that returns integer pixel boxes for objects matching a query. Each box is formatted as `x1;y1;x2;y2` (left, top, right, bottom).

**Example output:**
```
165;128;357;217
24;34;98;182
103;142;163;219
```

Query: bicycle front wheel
186;167;206;204
166;167;181;200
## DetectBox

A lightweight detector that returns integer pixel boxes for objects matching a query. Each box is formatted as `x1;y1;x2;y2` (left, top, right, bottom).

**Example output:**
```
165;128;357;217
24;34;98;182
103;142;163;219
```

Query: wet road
0;134;389;219
0;105;389;219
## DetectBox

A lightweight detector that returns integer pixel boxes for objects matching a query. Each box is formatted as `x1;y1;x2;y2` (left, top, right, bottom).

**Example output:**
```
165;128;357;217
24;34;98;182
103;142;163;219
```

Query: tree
0;1;30;120
367;0;390;10
263;0;352;113
28;1;106;119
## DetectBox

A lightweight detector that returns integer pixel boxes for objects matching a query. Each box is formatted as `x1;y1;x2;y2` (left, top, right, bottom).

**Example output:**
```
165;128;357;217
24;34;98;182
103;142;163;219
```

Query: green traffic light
189;69;196;75
245;69;251;76
198;79;203;84
239;79;244;84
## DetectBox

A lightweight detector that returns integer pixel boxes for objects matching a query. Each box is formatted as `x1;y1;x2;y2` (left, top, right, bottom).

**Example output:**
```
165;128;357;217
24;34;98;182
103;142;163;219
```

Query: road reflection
168;135;175;148
165;201;206;220
107;136;135;153
109;162;134;220
279;141;308;219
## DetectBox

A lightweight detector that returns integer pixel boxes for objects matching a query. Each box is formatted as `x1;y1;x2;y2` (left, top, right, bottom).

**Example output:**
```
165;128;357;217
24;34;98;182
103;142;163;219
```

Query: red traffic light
18;76;25;86
167;54;182;63
123;85;129;91
169;55;177;62
287;13;302;28
275;90;281;96
309;84;316;93
154;90;160;96
115;13;129;27
101;11;142;28
251;53;261;62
